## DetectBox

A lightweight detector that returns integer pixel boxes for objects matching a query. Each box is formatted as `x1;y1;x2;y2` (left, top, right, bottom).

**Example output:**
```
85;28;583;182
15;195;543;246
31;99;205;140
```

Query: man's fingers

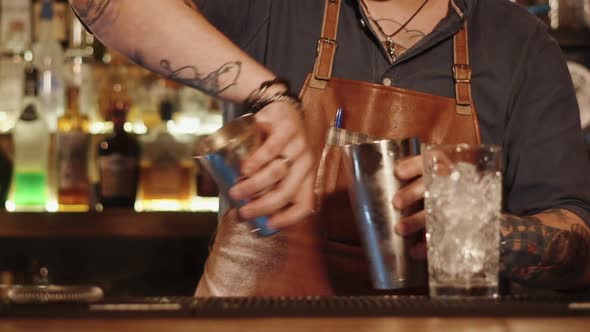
241;108;299;176
229;133;306;200
395;210;426;236
393;177;425;210
229;158;289;200
268;176;315;229
238;152;313;220
395;155;423;180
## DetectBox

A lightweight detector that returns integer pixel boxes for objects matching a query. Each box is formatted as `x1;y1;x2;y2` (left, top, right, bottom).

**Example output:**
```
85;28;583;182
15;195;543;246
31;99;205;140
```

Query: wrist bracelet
248;92;303;114
244;78;303;114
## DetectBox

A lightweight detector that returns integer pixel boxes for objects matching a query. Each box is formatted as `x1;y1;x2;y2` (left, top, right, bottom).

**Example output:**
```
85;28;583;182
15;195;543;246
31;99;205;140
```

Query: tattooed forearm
500;213;590;289
69;0;117;28
160;59;242;96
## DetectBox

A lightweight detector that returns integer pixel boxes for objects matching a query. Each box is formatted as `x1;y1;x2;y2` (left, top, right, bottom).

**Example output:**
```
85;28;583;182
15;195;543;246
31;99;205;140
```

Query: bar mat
1;295;589;318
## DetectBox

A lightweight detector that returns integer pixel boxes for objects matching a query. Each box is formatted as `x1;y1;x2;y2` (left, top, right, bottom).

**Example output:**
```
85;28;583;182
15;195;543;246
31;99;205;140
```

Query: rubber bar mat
1;295;590;318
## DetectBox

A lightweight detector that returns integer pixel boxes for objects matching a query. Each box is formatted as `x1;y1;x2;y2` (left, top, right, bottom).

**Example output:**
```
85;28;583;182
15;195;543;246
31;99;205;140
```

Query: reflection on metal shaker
341;138;427;289
195;113;278;237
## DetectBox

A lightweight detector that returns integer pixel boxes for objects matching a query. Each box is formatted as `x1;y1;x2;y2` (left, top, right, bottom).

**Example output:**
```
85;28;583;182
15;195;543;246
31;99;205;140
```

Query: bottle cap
41;0;54;20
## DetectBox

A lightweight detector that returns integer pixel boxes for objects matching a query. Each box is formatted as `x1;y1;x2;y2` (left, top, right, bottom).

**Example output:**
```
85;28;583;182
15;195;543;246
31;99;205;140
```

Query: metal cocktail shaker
195;113;278;237
341;138;426;290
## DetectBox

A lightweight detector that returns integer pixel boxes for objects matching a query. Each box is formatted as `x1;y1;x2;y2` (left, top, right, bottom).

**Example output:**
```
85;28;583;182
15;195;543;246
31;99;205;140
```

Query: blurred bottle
0;54;26;132
32;0;65;132
1;0;32;55
135;99;196;211
56;86;90;211
6;65;50;212
549;0;590;29
97;102;140;209
33;0;68;48
98;52;131;125
0;138;11;209
0;0;31;132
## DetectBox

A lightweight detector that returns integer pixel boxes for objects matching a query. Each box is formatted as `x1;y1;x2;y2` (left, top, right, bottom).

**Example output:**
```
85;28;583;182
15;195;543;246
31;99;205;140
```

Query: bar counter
1;316;589;332
1;295;589;332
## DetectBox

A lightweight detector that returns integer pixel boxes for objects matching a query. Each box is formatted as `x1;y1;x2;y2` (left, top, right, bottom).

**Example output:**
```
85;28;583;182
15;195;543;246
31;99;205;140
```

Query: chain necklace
360;0;431;61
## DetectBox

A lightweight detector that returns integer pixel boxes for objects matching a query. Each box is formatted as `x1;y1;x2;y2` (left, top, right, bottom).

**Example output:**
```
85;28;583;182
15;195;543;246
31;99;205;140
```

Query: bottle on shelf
0;0;32;132
97;101;140;209
6;65;51;212
0;0;32;55
32;0;65;133
135;99;196;212
56;85;90;212
98;51;132;130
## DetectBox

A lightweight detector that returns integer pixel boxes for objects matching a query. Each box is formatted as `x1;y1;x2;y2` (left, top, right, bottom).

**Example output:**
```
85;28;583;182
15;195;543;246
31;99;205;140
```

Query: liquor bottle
56;86;90;211
135;100;196;211
6;65;50;211
0;0;31;132
1;0;32;55
0;55;25;132
98;52;131;124
32;0;65;132
33;0;68;48
97;102;140;209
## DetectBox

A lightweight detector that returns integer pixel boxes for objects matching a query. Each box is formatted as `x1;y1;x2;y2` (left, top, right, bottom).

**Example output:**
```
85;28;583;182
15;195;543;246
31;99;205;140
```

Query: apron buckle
453;64;472;83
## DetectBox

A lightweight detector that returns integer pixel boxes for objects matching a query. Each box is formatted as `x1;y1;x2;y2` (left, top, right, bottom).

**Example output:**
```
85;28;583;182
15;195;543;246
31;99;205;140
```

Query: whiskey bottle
135;100;196;211
56;86;90;211
7;65;50;211
97;102;140;209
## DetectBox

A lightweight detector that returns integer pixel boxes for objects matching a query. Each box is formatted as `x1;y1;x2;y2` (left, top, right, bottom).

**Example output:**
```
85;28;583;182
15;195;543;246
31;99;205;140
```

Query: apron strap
453;23;474;116
310;0;342;89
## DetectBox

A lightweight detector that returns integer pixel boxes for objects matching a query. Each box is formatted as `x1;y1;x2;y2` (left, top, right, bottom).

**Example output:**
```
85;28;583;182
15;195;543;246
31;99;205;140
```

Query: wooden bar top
0;211;217;238
1;317;589;332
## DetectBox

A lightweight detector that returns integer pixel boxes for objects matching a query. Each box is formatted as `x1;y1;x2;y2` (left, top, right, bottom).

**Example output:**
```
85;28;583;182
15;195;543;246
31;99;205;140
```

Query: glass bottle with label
97;102;140;209
32;0;65;132
135;100;196;211
56;86;90;211
6;65;50;212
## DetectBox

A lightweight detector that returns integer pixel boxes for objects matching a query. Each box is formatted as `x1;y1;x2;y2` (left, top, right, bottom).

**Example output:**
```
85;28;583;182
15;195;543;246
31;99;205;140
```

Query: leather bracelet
244;78;303;114
248;92;303;114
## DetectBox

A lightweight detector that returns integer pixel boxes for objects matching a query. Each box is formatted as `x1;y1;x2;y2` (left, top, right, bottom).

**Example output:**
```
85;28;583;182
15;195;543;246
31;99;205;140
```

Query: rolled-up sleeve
503;22;590;226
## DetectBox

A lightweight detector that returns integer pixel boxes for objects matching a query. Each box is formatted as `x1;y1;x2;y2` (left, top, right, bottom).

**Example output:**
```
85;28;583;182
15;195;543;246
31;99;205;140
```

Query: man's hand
392;154;590;289
393;155;427;259
228;102;315;230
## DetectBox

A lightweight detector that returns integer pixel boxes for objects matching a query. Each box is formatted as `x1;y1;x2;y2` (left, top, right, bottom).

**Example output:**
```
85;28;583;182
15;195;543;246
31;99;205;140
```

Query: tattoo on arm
500;213;590;289
69;0;114;27
160;60;242;96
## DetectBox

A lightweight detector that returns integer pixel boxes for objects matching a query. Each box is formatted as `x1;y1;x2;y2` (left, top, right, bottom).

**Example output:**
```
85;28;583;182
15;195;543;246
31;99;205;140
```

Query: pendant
385;37;397;62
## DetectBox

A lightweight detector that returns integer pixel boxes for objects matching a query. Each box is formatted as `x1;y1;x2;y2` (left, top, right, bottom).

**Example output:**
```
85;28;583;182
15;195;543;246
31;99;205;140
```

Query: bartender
69;0;590;295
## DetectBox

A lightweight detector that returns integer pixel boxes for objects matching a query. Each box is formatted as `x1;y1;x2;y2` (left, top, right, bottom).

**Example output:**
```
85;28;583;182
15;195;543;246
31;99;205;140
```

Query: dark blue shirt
195;0;590;225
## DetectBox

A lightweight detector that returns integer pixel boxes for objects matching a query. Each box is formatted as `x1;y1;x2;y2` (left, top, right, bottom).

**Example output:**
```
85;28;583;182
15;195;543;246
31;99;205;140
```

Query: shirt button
360;19;366;28
382;78;392;86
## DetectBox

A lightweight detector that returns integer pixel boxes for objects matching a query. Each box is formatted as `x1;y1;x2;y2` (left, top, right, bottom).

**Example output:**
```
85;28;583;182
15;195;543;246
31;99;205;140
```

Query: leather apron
196;0;481;297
